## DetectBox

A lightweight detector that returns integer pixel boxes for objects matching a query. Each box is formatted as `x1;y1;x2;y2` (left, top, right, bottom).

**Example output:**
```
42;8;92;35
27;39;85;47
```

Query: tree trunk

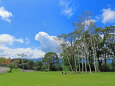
82;54;84;72
78;55;81;72
9;68;13;72
74;55;77;72
93;48;97;72
87;52;91;73
88;59;91;74
91;36;97;72
84;56;87;72
22;59;24;72
48;62;50;71
84;34;87;72
66;54;73;73
85;44;91;73
97;56;102;71
62;58;64;72
81;43;84;73
104;52;107;71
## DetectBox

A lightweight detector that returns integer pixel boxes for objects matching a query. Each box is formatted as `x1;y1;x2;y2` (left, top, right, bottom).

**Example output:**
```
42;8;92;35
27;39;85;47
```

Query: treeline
58;11;115;73
14;52;62;71
0;52;63;72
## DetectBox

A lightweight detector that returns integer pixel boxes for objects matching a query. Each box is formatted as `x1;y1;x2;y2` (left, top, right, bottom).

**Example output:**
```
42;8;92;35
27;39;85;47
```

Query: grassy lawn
0;71;115;86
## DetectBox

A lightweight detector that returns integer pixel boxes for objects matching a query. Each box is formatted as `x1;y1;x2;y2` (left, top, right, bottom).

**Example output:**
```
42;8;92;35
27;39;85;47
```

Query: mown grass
0;70;115;86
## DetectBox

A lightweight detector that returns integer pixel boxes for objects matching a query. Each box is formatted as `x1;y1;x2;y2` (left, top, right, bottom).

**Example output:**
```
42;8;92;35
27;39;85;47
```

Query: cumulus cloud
0;6;12;22
0;34;45;58
0;34;24;46
35;32;60;53
0;47;45;59
0;32;62;59
59;0;78;17
0;34;14;45
102;8;115;24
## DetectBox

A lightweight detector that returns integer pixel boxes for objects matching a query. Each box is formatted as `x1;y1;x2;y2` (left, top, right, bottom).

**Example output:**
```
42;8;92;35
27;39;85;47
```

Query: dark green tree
33;61;43;71
26;60;34;70
8;63;16;72
43;52;59;71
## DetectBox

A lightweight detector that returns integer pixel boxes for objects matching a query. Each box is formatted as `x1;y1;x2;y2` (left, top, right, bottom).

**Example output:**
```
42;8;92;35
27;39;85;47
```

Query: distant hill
27;58;62;63
21;58;112;63
27;58;42;62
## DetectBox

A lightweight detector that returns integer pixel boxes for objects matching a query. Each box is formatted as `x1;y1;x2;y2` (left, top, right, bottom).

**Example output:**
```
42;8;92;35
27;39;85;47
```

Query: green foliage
0;57;5;65
43;52;60;71
7;63;16;72
33;61;43;71
26;60;34;70
13;59;34;70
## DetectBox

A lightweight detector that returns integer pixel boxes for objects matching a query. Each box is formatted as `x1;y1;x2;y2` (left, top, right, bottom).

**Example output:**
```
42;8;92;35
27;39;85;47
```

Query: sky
0;0;115;58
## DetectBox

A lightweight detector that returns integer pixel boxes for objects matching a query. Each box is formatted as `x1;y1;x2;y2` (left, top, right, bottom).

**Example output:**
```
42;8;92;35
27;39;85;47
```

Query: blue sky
0;0;115;58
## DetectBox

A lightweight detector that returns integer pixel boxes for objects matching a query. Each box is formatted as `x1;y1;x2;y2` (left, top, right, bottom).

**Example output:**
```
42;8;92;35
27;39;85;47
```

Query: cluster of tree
0;52;62;72
58;11;115;73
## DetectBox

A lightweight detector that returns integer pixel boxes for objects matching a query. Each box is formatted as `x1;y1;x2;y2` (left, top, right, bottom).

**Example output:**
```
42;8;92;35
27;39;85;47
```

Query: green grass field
0;71;115;86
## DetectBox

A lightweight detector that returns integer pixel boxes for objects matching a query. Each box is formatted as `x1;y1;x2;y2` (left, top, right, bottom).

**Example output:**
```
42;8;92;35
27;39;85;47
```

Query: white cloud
59;0;77;17
0;32;62;59
0;6;12;22
0;34;45;58
83;19;96;26
0;34;24;46
0;34;14;45
35;32;60;53
83;19;96;28
64;8;73;17
15;38;24;43
0;46;45;59
102;8;115;24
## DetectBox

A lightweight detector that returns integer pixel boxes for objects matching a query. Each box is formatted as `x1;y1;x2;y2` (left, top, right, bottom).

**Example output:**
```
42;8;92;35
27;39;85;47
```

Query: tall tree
17;54;27;72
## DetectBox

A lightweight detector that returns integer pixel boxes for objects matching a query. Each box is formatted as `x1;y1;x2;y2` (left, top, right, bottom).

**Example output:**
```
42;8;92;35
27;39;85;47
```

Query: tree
33;61;43;71
58;11;115;73
26;60;34;70
0;57;5;66
17;54;27;72
58;31;80;73
13;59;20;68
7;63;16;72
43;52;59;71
59;43;73;72
0;57;9;67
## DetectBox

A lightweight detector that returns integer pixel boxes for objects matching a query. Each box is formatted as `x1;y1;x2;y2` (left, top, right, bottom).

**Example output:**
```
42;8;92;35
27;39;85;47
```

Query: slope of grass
0;71;115;86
